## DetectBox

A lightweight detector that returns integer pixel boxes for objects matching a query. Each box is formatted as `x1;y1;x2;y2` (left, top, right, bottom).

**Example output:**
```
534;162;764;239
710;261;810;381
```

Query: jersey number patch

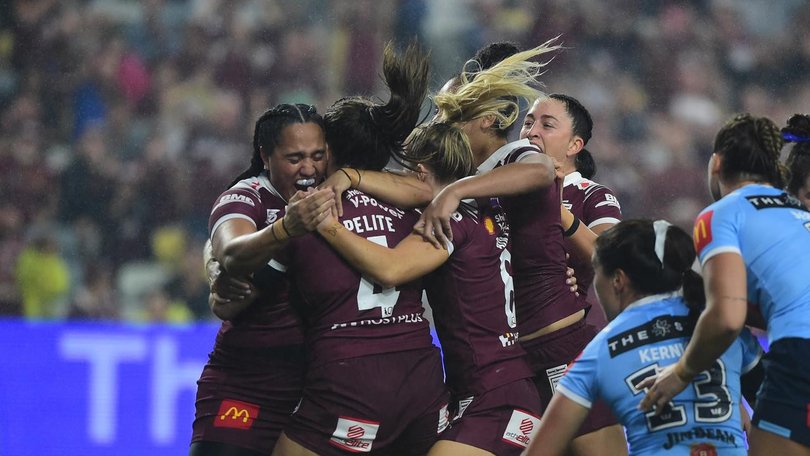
626;360;731;432
356;235;400;317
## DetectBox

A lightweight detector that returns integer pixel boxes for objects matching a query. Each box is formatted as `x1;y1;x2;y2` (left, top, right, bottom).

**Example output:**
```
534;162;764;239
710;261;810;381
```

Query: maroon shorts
441;378;542;455
522;319;619;436
285;347;449;455
191;344;306;453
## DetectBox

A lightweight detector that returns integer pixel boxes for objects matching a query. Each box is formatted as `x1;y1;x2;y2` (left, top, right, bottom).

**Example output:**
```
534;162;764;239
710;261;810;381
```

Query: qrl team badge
214;399;260;430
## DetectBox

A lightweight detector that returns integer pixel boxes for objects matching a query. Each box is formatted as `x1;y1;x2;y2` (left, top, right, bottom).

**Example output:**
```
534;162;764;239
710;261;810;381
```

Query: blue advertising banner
0;319;218;456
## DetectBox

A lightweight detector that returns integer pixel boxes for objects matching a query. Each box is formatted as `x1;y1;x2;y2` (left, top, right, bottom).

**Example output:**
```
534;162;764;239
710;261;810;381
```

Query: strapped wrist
563;216;581;237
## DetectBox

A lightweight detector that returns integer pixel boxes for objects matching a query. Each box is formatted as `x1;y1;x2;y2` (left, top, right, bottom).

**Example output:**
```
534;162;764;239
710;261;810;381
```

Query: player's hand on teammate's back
637;363;691;415
565;266;579;295
414;186;459;249
318;169;352;217
285;188;336;235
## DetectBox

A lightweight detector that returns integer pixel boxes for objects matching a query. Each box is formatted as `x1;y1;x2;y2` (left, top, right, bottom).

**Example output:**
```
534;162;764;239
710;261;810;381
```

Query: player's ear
416;164;429;182
480;114;497;130
613;268;630;295
567;136;584;157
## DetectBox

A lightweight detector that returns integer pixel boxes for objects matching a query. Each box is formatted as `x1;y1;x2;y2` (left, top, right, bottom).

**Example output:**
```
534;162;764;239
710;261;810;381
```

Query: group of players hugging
187;39;810;456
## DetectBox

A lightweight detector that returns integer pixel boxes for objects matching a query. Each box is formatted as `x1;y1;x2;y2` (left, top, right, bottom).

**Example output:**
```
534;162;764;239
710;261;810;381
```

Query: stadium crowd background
1;0;808;322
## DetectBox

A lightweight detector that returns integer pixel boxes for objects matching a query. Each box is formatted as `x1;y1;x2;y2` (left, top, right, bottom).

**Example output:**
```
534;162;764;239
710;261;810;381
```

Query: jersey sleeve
737;328;764;374
556;340;600;409
582;186;622;228
209;187;264;237
693;201;743;266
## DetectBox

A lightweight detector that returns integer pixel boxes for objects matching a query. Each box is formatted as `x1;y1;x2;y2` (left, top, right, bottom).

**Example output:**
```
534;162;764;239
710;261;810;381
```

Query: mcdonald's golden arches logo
213;399;260;430
693;210;714;255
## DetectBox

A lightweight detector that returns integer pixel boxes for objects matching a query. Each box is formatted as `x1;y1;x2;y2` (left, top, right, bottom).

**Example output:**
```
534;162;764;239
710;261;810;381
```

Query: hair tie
653;220;672;269
782;132;810;143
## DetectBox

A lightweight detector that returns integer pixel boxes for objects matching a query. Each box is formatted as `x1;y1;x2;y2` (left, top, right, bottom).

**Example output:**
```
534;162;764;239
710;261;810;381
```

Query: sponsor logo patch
499;331;519;347
690;442;717;456
608;315;690;357
454;396;474;421
502;409;540;448
438;403;450;434
546;364;568;393
484;216;496;235
266;209;280;224
693;210;713;255
214;399;260;430
219;193;255;206
330;416;379;453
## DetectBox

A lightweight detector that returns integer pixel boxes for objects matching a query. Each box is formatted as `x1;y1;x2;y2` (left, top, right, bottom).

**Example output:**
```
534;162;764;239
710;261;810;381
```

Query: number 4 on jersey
356;235;401;317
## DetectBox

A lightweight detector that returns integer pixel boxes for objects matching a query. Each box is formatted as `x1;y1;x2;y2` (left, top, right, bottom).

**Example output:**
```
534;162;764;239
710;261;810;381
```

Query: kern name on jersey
557;293;761;455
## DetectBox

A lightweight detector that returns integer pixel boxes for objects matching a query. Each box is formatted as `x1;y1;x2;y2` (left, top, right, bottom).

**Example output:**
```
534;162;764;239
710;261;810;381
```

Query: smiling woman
190;103;336;456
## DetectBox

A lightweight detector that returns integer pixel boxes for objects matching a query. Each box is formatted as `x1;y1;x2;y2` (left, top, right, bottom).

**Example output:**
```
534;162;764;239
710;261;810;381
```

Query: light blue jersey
557;293;762;455
693;184;810;344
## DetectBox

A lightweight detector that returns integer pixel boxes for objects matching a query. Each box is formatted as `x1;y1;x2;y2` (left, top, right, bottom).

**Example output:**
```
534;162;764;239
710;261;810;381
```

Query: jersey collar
564;171;583;188
624;290;683;311
476;138;532;174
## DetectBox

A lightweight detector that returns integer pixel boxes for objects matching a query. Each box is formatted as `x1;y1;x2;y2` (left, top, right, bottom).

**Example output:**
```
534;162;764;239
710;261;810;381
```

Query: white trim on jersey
268;259;287;273
742;349;763;375
699;246;742;267
587;217;621;229
476;139;533;173
445;240;455;256
210;213;256;238
257;173;286;201
556;384;593;409
563;171;583;187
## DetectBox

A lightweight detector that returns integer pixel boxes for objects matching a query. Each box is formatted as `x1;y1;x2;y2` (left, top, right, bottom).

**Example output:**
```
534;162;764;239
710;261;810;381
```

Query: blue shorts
752;338;810;447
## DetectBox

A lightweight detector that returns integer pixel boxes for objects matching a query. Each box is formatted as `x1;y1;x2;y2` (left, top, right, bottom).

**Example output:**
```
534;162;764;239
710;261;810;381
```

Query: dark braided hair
782;114;810;198
549;93;597;179
713;113;788;189
228;103;325;188
325;41;430;171
595;219;705;325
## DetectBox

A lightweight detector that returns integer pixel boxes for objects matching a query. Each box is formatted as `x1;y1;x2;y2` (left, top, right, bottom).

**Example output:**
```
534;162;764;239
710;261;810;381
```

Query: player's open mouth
294;178;317;191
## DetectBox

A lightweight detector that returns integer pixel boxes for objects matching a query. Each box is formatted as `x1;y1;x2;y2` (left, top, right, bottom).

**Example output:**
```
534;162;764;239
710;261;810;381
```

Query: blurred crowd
1;0;808;321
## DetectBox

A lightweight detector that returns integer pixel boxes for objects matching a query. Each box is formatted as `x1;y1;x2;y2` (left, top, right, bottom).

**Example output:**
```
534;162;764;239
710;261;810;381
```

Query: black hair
467;42;522;139
713;113;787;189
228;103;325;188
782;113;810;198
325;41;430;171
594;220;705;324
471;41;521;72
549;93;597;179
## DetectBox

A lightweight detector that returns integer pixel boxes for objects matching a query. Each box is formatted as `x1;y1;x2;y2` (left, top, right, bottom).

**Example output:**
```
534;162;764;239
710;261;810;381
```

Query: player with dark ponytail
191;103;334;455
527;220;762;455
783;113;810;208
271;42;450;456
642;113;810;455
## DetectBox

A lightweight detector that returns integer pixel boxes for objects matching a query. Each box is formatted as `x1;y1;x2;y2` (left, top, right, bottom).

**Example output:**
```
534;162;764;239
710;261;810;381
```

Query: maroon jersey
562;172;622;299
425;201;532;396
275;189;433;367
208;173;304;348
477;139;586;335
